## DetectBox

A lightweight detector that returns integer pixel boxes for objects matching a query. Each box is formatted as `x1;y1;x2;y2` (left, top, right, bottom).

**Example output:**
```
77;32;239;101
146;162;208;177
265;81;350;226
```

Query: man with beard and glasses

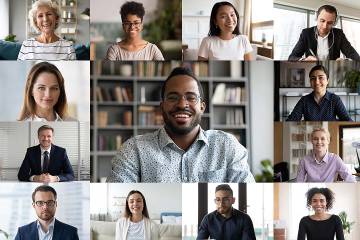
107;67;254;182
15;185;79;240
197;184;256;240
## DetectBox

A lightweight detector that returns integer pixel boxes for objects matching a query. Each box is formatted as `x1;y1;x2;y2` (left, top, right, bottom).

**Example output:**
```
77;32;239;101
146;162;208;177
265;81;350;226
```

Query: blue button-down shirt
286;91;352;121
107;127;255;183
37;218;55;240
197;208;256;240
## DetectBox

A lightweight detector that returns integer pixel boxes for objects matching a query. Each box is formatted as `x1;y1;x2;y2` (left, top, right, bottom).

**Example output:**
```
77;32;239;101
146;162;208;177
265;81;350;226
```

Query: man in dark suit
18;125;75;182
15;185;79;240
288;4;360;61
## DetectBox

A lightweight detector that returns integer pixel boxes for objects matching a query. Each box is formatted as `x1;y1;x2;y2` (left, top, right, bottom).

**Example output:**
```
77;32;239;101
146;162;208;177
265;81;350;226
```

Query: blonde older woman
296;128;355;182
18;0;76;60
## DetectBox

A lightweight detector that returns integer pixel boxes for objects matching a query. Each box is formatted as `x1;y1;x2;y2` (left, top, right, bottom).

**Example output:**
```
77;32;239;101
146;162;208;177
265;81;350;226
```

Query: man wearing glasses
15;185;79;240
197;184;256;240
107;67;254;182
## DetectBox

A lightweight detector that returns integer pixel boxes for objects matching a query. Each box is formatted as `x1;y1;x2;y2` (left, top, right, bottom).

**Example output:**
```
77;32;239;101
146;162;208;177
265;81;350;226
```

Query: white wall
249;61;274;175
108;183;182;220
90;0;159;23
0;0;9;39
275;0;360;19
182;0;242;16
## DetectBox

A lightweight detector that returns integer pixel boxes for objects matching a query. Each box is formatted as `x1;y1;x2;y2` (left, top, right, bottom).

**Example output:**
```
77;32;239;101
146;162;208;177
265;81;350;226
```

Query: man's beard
162;107;202;135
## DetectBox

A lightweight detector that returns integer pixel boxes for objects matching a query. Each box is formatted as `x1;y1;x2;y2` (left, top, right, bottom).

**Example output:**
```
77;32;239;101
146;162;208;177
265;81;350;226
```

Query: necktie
43;151;49;173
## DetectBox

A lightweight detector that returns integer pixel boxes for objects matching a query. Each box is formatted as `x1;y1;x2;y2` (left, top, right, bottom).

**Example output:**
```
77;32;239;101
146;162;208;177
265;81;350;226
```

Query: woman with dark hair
106;1;164;60
297;187;344;240
198;1;252;60
287;64;352;121
115;190;159;240
18;62;74;121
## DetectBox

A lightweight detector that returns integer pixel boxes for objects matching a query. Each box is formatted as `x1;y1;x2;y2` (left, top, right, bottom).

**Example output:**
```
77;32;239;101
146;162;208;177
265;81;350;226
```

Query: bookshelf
282;121;328;180
276;61;360;121
91;61;250;182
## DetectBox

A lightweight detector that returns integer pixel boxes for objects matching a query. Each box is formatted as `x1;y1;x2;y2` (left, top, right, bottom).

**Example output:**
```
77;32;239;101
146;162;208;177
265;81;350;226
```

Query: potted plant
4;34;16;42
338;211;355;239
342;70;360;93
255;159;274;182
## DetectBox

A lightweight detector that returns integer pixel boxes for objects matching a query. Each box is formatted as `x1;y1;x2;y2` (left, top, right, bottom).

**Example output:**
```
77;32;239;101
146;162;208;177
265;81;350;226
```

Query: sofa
0;40;90;60
91;220;182;240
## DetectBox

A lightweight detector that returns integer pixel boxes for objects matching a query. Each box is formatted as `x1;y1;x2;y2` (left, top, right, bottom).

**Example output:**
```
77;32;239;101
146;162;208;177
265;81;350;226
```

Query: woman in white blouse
18;0;76;60
115;190;159;240
198;1;253;60
18;62;74;121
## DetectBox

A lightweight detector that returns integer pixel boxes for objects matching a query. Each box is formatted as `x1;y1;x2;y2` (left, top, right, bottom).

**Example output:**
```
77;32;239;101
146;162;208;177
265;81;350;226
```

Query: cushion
0;40;90;60
0;40;21;60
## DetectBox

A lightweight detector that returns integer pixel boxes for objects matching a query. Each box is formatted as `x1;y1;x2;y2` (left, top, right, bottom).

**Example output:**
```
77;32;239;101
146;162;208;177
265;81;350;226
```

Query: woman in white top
105;1;164;61
18;0;76;60
198;1;253;60
18;62;74;121
115;190;159;240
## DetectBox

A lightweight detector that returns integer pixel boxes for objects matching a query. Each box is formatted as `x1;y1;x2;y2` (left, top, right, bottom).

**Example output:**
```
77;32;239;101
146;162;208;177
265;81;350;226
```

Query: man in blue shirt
15;185;79;240
197;184;256;240
107;67;255;182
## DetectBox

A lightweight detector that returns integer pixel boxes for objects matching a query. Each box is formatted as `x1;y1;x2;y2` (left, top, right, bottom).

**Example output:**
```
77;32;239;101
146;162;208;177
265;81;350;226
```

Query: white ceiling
327;0;360;9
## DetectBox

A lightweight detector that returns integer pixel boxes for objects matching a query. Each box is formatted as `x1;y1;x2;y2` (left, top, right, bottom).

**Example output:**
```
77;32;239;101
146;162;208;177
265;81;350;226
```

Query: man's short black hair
32;185;57;202
120;1;145;22
161;67;204;100
309;65;329;79
306;187;335;210
317;5;338;21
215;184;233;196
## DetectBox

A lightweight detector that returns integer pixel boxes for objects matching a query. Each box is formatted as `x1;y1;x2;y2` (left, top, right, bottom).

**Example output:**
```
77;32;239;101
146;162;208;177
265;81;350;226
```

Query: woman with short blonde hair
18;0;76;60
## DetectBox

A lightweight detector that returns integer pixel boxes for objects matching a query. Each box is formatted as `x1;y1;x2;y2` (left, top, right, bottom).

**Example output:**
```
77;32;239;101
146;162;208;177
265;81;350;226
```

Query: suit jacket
288;26;360;60
18;144;75;182
14;219;79;240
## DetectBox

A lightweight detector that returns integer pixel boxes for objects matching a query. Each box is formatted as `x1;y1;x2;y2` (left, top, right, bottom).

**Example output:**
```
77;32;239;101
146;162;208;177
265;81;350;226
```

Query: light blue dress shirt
107;127;255;183
37;218;55;240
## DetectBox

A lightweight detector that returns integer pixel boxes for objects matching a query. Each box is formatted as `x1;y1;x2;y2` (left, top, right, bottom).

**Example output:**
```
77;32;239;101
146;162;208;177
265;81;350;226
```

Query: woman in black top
297;187;344;240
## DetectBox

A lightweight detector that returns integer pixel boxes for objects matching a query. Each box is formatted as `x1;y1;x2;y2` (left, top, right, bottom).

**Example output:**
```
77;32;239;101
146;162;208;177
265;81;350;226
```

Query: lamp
81;8;90;20
351;141;360;173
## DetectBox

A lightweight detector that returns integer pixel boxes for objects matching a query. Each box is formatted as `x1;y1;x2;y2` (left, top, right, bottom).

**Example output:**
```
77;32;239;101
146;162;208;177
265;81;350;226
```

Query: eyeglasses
34;200;56;207
122;21;142;28
214;197;232;204
164;93;201;105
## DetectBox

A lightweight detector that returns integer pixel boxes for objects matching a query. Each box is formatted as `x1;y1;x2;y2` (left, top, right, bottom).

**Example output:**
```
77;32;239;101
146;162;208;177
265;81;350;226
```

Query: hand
303;56;318;61
33;174;49;182
45;173;59;182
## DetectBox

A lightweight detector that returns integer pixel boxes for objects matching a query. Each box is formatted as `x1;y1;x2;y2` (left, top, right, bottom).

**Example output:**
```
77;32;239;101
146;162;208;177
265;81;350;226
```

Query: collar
312;151;329;164
31;112;63;121
310;91;331;101
158;126;209;149
37;217;55;234
40;145;52;155
215;207;235;219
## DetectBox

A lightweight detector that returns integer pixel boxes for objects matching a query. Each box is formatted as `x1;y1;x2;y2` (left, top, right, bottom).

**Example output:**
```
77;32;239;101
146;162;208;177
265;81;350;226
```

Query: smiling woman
17;0;76;60
18;61;75;121
105;1;164;60
115;190;160;240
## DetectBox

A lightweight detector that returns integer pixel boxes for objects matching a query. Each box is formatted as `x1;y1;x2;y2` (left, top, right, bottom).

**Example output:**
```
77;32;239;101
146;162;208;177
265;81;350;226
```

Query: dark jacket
288;26;360;60
18;144;75;182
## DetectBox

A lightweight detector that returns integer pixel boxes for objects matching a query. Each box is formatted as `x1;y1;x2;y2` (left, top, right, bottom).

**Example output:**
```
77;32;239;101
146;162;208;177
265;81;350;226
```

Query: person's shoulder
18;221;37;231
58;38;74;47
52;144;66;152
331;214;342;222
21;38;36;46
233;208;251;219
55;219;77;231
332;27;344;35
301;27;315;35
203;129;238;142
28;145;40;151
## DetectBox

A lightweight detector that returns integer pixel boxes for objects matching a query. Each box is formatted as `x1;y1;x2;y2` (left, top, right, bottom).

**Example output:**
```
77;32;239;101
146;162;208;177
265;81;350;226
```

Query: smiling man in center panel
107;67;255;183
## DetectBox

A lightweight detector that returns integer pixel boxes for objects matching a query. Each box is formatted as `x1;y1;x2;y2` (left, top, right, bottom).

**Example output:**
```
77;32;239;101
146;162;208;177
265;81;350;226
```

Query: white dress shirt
37;217;55;240
317;32;330;60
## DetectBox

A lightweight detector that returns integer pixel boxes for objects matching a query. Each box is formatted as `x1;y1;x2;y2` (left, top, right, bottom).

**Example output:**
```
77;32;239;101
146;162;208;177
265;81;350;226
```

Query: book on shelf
97;111;108;127
96;86;133;102
123;111;132;126
98;135;123;151
225;109;244;125
182;62;209;77
135;61;181;77
138;106;163;126
213;84;245;104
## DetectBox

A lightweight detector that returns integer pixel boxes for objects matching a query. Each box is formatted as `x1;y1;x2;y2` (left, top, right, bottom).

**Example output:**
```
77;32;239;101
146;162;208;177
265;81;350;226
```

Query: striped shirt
17;38;76;60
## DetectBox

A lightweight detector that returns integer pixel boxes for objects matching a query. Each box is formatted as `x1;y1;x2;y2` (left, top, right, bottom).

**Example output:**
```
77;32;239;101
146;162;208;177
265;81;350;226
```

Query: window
341;17;360;55
340;125;360;168
251;0;273;44
274;5;307;60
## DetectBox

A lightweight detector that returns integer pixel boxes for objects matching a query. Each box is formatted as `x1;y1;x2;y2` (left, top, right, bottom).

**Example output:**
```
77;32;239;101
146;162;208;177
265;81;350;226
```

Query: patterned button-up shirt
107;127;255;183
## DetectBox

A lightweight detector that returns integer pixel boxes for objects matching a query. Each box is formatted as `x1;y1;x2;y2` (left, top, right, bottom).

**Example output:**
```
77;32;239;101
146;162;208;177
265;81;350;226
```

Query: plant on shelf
255;159;273;182
338;211;355;236
340;70;360;93
4;34;16;42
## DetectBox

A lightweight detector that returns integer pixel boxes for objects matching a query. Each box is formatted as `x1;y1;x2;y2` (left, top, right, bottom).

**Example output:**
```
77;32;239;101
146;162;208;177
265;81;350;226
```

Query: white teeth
174;114;190;118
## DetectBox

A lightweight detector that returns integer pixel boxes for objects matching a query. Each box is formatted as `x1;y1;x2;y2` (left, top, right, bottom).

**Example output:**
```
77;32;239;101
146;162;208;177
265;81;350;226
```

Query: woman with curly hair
297;187;344;240
106;1;164;60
